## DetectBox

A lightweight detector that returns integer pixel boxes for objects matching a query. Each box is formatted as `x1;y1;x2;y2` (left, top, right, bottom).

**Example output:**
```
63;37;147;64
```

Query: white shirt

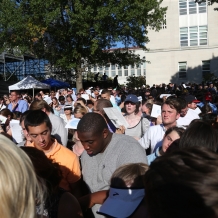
110;95;116;105
138;124;166;153
194;107;201;115
177;109;200;126
0;104;6;111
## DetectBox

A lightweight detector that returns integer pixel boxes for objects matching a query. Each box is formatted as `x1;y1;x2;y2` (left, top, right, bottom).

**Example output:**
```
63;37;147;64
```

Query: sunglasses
124;101;136;105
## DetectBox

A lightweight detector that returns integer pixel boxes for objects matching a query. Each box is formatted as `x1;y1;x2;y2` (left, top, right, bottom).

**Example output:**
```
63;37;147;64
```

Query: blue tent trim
41;78;70;88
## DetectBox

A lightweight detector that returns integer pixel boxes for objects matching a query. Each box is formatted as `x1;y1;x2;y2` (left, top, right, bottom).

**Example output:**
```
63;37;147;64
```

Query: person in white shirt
185;95;201;111
177;97;199;127
138;97;180;153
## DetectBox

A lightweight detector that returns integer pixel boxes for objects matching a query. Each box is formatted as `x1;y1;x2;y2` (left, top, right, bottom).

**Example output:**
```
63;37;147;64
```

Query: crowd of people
0;82;218;218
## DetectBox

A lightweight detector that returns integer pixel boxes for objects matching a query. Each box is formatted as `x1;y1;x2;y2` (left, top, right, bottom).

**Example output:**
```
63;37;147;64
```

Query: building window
180;25;207;47
93;66;97;71
199;26;207;45
178;62;187;78
131;68;135;76
105;64;110;71
118;69;122;76
137;68;141;76
111;71;116;77
143;62;146;76
189;0;197;14
189;26;198;46
202;60;210;76
198;1;206;13
179;0;207;15
180;27;188;46
179;0;187;15
111;64;116;70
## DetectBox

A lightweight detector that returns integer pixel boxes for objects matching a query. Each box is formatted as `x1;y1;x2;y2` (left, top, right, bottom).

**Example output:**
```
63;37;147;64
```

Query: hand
116;125;125;134
119;102;124;109
156;115;162;125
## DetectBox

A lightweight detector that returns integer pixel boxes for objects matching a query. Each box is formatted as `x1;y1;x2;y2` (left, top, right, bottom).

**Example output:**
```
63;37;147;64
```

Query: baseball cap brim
97;188;145;218
192;100;200;103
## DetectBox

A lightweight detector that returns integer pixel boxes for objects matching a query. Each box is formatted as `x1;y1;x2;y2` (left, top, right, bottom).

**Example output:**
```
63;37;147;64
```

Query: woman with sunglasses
124;94;150;140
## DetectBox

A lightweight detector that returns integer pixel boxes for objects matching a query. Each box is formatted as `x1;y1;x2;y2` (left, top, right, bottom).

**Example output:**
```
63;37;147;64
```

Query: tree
126;75;146;89
0;0;167;89
203;72;218;87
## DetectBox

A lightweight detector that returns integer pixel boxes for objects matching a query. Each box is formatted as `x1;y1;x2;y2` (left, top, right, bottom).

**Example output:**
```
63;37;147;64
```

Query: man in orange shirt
24;110;81;197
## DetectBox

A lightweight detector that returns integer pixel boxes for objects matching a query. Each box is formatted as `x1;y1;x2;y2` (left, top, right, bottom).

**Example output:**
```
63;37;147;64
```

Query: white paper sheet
0;115;7;124
194;107;201;115
65;118;81;129
9;120;23;143
103;107;129;129
81;94;90;100
160;94;171;99
151;104;162;118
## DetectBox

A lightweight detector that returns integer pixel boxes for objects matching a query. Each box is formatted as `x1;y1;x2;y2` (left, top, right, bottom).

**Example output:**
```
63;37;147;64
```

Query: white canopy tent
9;75;50;96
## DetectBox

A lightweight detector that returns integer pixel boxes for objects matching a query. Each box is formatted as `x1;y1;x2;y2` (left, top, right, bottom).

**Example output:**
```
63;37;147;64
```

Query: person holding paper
124;94;150;140
77;113;148;218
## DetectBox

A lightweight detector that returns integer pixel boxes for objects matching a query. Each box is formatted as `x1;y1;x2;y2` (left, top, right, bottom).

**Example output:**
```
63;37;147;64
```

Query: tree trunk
76;69;83;91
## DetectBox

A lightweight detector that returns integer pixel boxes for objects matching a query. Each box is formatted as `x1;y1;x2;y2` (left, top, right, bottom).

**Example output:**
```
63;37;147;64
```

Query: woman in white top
60;105;74;124
124;94;150;140
51;97;61;116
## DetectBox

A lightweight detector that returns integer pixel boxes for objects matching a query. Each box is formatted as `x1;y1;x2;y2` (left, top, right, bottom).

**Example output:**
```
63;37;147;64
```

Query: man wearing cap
138;98;181;153
184;94;202;115
77;113;147;217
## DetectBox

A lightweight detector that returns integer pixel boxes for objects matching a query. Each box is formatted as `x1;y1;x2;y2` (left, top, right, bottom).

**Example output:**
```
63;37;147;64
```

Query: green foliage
0;0;167;89
126;75;146;88
203;72;218;87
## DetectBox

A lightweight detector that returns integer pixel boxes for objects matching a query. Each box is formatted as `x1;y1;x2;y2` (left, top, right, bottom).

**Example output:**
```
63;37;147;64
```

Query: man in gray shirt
77;113;147;217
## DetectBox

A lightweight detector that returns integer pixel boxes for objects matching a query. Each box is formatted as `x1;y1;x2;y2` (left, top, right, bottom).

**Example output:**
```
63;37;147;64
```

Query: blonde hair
30;100;51;112
111;163;149;188
0;135;44;218
74;105;88;116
